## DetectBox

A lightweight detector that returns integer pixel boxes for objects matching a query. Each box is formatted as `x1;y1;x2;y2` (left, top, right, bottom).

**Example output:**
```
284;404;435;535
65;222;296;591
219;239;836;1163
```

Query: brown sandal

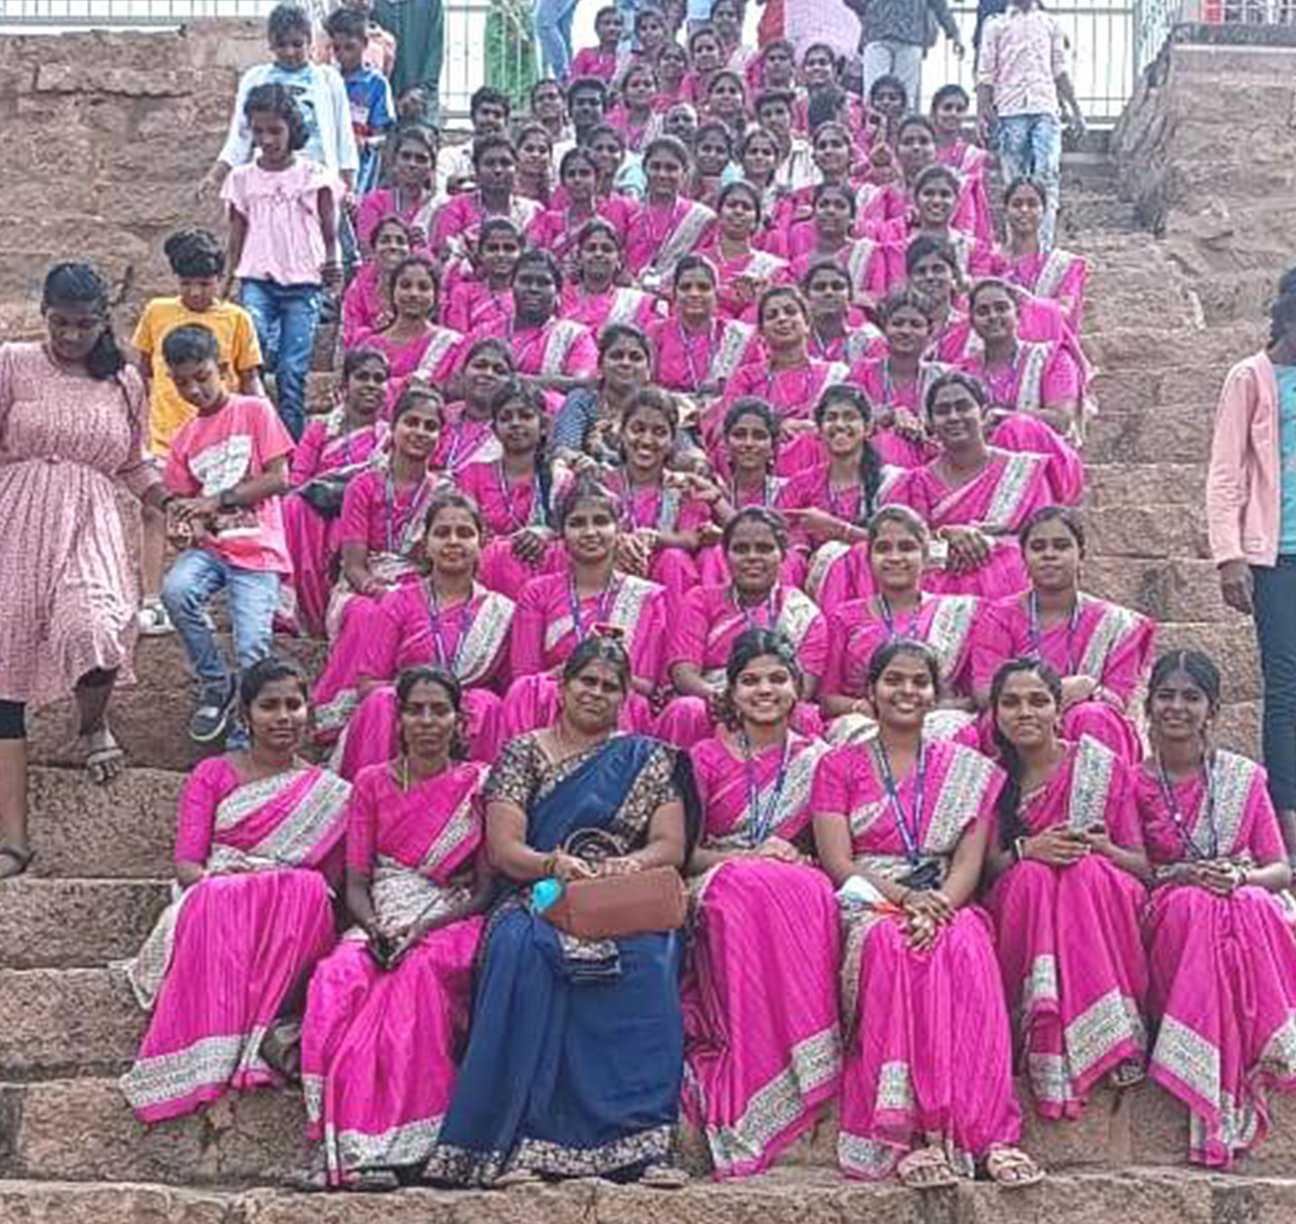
984;1146;1045;1189
896;1145;960;1190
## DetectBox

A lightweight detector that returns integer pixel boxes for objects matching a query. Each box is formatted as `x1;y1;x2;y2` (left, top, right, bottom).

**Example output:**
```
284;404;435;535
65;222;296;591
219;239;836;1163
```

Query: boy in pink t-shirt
159;324;294;747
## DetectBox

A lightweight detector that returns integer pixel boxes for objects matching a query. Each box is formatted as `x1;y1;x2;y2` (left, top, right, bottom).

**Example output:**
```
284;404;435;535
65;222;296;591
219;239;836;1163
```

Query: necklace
877;592;921;641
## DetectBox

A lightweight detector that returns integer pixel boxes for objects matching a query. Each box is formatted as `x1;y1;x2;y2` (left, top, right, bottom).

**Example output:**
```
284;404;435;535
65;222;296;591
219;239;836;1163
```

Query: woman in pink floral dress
0;263;169;879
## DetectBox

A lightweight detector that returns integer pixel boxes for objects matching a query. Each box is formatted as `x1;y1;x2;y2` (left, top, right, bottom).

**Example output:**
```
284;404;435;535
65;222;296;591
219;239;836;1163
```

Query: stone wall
0;21;264;339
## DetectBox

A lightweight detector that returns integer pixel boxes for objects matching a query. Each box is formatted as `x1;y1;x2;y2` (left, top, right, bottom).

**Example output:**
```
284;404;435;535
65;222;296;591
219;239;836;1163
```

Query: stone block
2;1077;307;1185
1085;504;1209;561
1155;621;1261;703
1085;464;1203;508
0;968;142;1077
34;64;195;96
1214;700;1261;757
0;878;171;970
0;1181;234;1224
27;766;182;880
1086;412;1212;467
1082;557;1230;622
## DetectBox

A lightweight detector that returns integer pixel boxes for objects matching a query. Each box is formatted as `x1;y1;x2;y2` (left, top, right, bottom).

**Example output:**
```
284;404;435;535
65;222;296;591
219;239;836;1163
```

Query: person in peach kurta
0;264;170;879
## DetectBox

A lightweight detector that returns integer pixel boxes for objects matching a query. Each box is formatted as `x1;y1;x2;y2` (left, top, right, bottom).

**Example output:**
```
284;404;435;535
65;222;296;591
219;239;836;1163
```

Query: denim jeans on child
1254;557;1296;812
996;113;1062;249
239;279;322;441
161;549;280;692
534;0;579;78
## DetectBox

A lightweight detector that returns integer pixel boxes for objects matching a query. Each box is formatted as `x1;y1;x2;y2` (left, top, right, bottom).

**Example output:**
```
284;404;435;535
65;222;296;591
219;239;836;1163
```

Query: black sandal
0;845;35;880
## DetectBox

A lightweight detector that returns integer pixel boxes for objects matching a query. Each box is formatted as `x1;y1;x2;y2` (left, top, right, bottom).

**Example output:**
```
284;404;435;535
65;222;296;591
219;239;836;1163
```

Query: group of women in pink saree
62;15;1293;1204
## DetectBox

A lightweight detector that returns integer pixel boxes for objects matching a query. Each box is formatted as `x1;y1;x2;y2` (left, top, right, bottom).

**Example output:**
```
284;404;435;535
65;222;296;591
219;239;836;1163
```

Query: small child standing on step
222;82;343;440
160;325;294;748
132;228;265;638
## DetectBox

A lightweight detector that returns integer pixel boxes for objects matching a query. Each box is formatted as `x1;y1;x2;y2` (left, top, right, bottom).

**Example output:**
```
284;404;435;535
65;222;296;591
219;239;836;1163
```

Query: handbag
299;472;351;518
542;828;687;940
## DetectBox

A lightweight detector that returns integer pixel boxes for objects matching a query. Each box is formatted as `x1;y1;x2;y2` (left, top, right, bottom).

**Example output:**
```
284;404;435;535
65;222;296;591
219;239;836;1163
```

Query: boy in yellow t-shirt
132;227;265;635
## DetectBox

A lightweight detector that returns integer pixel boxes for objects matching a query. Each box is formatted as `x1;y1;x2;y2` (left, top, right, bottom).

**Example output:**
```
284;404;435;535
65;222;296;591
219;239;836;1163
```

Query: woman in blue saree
424;634;699;1187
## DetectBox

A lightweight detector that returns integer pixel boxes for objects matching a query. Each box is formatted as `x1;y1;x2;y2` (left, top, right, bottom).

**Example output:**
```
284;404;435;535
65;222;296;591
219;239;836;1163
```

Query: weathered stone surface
0;1180;235;1224
1085;464;1203;507
0;879;170;970
27;767;181;879
1084;504;1209;559
0;969;142;1077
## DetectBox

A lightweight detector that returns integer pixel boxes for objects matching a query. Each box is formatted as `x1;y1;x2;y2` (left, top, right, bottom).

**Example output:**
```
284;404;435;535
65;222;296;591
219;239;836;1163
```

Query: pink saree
353;326;464;420
883;448;1051;598
332;582;514;772
809;739;1021;1178
457;460;566;599
282;414;385;638
658;583;828;747
500;571;664;738
301;761;485;1184
647;315;759;396
560;283;663;332
1136;752;1296;1167
442;280;513;335
601;469;712;600
119;760;349;1123
1000;248;1088;336
682;733;841;1177
972;592;1156;765
624;196;717;281
342;263;392;346
984;737;1149;1120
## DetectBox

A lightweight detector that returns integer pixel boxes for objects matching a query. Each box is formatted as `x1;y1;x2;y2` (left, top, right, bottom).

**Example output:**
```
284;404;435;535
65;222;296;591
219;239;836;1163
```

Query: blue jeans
1254;558;1296;811
239;279;322;440
996;113;1062;249
861;40;924;109
534;0;578;78
161;549;280;691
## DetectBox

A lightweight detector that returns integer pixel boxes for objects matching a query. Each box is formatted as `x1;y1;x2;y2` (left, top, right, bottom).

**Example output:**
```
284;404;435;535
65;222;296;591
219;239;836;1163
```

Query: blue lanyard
1156;757;1219;861
495;461;537;531
1027;592;1080;676
874;740;926;866
427;589;475;675
730;586;778;633
877;593;920;643
567;576;619;643
743;731;793;847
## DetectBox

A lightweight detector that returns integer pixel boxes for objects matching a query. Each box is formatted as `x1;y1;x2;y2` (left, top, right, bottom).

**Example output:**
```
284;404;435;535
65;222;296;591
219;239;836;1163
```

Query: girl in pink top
222;83;341;441
960;279;1085;440
323;385;448;647
600;387;712;600
877;165;995;293
680;26;724;106
282;348;390;638
770;122;858;243
458;382;566;599
996;178;1089;336
559;219;663;333
120;661;349;1123
971;507;1156;766
647;256;759;399
658;508;827;747
905;236;973;364
341;216;410;346
354;254;462;419
820;506;980;744
774;385;897;610
568;5;627;81
699;181;791;324
983;659;1150;1121
604;59;663;153
800;259;885;367
625;136;717;285
883;372;1052;599
683;626;840;1178
434;338;512;474
890;116;991;245
500;478;664;739
332;499;517;771
811;639;1035;1187
1136;650;1296;1169
714;287;849;475
427;135;543;265
441;218;520;336
355;126;442;250
301;669;490;1188
654;42;689;112
786;188;888;314
931;85;992;180
527;148;640;280
514;123;555;207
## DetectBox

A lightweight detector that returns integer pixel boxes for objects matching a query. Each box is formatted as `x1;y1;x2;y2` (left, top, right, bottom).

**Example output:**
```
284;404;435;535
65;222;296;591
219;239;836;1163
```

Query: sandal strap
0;845;35;870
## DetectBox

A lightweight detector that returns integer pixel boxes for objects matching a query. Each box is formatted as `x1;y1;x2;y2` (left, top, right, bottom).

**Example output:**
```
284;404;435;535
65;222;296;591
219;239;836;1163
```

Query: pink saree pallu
119;762;350;1123
883;449;1052;600
682;734;841;1177
301;763;486;1185
985;737;1149;1120
1137;751;1296;1168
809;739;1022;1178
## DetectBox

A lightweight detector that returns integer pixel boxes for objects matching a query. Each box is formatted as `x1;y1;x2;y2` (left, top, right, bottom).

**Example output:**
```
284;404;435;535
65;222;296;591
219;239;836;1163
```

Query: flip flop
81;729;126;786
0;845;35;881
640;1164;689;1189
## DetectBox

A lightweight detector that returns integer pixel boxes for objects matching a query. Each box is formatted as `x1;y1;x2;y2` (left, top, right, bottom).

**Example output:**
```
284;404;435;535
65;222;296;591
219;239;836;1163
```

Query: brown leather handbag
542;829;687;940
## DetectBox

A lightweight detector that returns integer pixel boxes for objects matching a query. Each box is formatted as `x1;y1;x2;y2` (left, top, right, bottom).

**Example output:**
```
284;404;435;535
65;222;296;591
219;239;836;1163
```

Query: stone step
0;879;171;970
1083;503;1210;560
1085;412;1211;467
1082;556;1232;624
27;767;180;880
1;1073;1294;1190
0;969;142;1080
0;1168;1291;1224
1084;463;1203;508
27;635;328;778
